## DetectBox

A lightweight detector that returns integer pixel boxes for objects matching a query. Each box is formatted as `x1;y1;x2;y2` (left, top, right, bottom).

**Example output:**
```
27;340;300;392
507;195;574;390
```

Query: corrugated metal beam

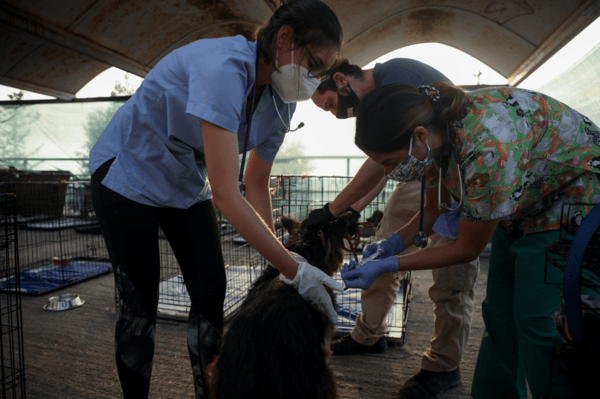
508;0;600;86
0;75;74;100
0;1;151;78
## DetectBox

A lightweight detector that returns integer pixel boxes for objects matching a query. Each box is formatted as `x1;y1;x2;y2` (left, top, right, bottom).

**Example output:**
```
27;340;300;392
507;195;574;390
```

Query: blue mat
23;218;98;230
0;261;112;295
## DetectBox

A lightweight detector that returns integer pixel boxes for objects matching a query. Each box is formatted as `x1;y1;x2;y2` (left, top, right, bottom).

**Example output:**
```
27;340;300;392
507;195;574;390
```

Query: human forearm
246;186;274;232
213;192;297;278
329;158;385;216
396;208;442;250
245;152;275;232
203;122;297;279
397;217;499;271
395;239;477;272
350;176;389;213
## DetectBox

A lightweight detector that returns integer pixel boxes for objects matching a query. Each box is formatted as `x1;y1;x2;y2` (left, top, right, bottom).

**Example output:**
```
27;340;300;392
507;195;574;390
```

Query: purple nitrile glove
362;233;404;260
341;256;399;290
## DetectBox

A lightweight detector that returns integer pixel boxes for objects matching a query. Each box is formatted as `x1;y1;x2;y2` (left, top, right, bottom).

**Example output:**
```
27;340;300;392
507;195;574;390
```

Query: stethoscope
270;85;304;133
238;81;304;196
413;123;464;248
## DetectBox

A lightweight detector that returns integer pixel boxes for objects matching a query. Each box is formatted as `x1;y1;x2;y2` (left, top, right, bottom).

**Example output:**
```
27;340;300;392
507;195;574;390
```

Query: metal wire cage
156;211;269;322
0;194;27;398
270;175;411;344
0;177;111;296
155;175;411;343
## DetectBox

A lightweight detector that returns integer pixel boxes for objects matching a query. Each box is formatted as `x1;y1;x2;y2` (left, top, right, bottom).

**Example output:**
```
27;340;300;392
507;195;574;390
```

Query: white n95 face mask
271;43;320;103
385;136;434;182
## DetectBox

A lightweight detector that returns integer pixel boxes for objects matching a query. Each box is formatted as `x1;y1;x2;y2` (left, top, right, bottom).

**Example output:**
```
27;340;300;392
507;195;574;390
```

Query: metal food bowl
43;294;85;311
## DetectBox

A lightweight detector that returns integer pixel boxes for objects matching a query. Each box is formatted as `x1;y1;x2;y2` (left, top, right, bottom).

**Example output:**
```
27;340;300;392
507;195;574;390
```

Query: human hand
279;262;344;323
302;203;336;229
341;256;399;290
362;233;404;260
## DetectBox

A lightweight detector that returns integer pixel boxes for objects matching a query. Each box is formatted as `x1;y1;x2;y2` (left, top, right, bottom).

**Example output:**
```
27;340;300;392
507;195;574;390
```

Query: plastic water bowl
44;294;85;311
53;256;71;266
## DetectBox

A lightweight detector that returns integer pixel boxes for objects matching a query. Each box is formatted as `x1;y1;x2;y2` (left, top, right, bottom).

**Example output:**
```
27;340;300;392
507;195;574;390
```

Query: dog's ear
281;217;301;236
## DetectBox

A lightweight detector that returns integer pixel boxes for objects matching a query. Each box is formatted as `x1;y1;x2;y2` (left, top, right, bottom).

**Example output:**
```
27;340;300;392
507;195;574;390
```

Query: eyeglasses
303;46;330;82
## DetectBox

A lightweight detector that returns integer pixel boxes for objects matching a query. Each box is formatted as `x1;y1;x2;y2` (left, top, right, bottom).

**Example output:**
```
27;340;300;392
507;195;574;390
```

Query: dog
208;212;359;399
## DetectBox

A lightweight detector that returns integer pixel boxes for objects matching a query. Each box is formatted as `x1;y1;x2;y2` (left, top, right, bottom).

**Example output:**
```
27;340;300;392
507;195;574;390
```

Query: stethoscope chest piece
414;231;428;249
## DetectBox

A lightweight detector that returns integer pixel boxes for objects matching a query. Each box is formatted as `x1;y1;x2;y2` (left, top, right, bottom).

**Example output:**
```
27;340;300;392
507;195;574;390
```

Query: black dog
209;213;358;399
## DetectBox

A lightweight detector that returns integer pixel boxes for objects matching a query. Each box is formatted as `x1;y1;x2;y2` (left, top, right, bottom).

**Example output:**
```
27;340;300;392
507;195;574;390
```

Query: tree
111;73;137;96
77;75;135;175
7;91;24;101
271;139;315;175
0;91;42;170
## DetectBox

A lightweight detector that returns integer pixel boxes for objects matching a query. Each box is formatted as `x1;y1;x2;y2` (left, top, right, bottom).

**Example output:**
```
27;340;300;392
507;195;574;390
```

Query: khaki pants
350;181;479;372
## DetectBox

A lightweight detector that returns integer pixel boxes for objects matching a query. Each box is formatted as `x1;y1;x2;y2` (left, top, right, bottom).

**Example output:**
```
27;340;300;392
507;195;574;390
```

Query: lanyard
238;53;259;197
414;176;428;248
438;123;464;211
414;123;463;248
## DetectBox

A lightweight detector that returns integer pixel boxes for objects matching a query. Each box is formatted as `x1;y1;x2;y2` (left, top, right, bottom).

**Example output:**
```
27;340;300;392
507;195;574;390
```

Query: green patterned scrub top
427;87;600;235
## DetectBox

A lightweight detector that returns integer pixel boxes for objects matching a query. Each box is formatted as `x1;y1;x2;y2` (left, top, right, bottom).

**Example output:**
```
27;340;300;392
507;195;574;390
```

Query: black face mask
336;85;361;119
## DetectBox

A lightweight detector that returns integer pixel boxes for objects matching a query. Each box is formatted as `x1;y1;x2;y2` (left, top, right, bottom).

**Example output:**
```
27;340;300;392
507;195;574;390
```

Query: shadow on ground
18;257;491;398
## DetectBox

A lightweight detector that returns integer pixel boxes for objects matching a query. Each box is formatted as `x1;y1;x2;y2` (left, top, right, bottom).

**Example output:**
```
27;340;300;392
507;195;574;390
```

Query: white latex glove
280;260;344;323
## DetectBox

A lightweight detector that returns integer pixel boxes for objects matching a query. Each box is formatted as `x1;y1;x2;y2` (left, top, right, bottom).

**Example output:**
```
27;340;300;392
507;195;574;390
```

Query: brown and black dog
209;212;359;399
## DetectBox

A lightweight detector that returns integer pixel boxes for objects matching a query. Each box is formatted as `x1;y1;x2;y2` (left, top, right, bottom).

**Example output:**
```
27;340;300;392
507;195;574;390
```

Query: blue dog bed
0;260;112;295
22;218;99;230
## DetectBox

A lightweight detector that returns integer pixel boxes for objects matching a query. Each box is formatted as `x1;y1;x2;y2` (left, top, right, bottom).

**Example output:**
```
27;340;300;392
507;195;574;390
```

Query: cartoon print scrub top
428;87;600;235
89;35;293;209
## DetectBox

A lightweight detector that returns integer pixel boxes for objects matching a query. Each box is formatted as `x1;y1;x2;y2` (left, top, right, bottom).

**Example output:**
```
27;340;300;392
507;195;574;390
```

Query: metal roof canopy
1;0;599;100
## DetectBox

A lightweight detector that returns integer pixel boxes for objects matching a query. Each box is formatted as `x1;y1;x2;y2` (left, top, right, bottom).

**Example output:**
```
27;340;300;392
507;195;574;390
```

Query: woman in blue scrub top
88;1;342;397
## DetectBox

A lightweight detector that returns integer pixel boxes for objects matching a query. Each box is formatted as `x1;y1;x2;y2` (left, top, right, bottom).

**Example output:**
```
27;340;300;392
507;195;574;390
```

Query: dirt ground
16;256;491;398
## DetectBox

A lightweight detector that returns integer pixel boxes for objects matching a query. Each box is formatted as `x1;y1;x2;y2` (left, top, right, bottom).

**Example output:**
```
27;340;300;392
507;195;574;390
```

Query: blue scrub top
89;35;294;208
373;58;452;87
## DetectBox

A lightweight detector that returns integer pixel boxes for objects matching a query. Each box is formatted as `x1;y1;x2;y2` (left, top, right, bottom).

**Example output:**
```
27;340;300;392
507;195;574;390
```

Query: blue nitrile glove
432;201;461;239
362;233;404;260
341;256;399;290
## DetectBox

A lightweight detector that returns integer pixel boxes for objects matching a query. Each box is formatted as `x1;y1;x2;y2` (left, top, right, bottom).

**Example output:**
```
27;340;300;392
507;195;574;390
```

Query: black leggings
91;159;226;398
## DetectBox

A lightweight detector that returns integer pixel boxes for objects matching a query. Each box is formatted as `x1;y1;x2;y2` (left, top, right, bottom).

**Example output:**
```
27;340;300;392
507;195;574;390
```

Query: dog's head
281;211;358;277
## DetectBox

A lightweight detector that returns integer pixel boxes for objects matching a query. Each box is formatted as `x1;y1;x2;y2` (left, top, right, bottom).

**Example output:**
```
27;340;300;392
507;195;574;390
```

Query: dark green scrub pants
472;227;566;399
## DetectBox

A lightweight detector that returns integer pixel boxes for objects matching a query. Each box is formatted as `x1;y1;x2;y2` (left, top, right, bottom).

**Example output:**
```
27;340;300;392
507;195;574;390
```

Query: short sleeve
253;129;286;162
184;50;251;134
252;98;297;163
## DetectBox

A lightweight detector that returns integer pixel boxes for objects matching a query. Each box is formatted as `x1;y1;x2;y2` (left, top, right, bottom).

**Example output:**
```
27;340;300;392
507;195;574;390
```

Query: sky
2;16;600;175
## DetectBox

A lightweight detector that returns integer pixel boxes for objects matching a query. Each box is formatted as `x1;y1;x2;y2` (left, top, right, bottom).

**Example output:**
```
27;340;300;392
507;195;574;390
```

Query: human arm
395;217;498;272
202;120;298;279
328;157;386;216
342;183;497;288
343;216;498;289
303;158;386;229
244;150;275;232
350;175;389;213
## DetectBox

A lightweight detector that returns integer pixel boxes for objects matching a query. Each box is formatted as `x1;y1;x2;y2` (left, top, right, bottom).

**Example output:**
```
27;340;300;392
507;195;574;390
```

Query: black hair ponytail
256;0;343;67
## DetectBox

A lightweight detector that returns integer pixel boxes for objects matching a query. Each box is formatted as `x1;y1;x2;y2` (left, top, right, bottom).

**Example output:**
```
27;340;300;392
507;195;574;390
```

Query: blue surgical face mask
384;136;434;182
